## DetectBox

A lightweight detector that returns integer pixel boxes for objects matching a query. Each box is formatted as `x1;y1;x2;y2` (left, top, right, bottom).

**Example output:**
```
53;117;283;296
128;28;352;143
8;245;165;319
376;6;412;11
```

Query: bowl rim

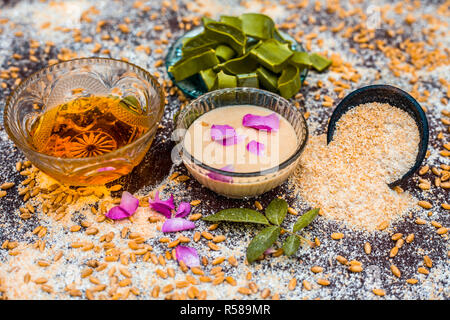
177;87;309;177
3;57;165;163
326;84;429;187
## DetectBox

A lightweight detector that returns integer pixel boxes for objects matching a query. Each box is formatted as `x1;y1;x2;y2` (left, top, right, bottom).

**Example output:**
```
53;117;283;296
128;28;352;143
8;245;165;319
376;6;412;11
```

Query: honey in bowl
28;95;151;159
4;57;164;186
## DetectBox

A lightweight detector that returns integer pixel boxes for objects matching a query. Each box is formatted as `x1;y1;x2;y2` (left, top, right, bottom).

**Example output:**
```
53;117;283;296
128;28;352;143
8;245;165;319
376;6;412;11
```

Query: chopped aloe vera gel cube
290;51;312;69
219;52;259;75
217;70;237;89
250;39;293;73
182;33;218;57
278;64;301;99
309;53;332;72
215;45;236;62
256;66;278;92
204;22;246;55
273;28;292;46
240;13;275;40
237;73;259;88
200;68;218;91
202;16;214;25
220;15;242;30
168;49;220;81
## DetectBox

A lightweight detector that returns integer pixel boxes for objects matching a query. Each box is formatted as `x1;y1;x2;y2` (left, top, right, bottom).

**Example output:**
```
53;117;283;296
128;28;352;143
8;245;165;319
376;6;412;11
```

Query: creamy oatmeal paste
295;102;420;231
185;106;297;172
183;105;298;198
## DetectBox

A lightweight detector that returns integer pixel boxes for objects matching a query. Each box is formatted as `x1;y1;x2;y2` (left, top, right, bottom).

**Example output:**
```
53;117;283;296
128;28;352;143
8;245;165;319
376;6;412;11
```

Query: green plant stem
281;228;314;247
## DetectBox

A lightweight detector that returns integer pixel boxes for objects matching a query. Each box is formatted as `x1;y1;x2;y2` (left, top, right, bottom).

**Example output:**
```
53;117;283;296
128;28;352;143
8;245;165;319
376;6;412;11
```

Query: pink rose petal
149;191;175;218
242;113;279;131
217;134;245;146
211;124;236;141
207;164;234;183
106;206;129;220
210;124;243;146
161;218;195;232
105;191;139;220
247;140;265;156
120;191;139;215
175;202;191;218
264;247;276;255
176;246;200;268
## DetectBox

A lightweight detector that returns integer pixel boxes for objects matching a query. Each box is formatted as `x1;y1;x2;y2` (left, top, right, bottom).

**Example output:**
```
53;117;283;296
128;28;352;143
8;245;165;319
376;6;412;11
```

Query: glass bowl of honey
4;57;165;185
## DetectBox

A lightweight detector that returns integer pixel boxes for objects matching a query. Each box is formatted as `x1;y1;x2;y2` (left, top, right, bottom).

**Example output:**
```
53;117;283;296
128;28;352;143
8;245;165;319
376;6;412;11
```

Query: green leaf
246;225;281;263
265;198;288;226
202;208;270;225
292;208;319;232
282;235;301;256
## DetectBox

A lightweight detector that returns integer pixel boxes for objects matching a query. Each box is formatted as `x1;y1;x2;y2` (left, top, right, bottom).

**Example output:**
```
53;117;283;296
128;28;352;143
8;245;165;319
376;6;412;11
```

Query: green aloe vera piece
245;38;262;54
215;45;236;62
168;49;220;81
218;52;259;75
256;66;278;92
250;39;293;73
278;64;301;99
182;33;218;57
217;70;237;89
237;73;259;88
119;96;142;114
202;16;214;26
204;22;246;55
240;13;275;40
199;68;217;91
220;15;242;30
273;27;293;46
309;53;332;72
290;51;312;69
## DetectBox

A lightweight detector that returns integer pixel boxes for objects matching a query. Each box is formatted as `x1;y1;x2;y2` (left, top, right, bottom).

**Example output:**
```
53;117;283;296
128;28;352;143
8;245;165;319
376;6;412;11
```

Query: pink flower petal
210;124;243;146
217;134;245;146
207;165;234;183
211;124;236;141
105;191;139;220
120;191;139;215
161;218;195;232
246;140;265;156
149;191;175;218
176;246;200;268
175;202;191;218
106;206;130;220
242;113;279;131
264;247;276;255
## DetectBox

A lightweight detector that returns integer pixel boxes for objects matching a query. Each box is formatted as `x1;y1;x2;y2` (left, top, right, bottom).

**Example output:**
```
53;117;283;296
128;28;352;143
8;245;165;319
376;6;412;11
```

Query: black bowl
326;84;429;187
